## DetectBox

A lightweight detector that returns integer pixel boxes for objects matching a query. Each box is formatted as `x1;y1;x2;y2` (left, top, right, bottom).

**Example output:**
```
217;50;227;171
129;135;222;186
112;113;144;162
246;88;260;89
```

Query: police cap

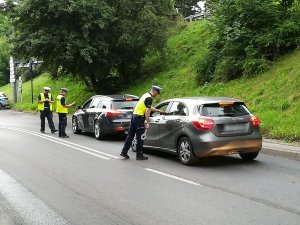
61;87;68;92
151;85;162;94
44;87;51;91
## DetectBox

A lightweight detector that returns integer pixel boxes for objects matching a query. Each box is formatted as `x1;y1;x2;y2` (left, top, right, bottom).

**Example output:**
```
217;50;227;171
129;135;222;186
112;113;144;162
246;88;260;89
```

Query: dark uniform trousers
122;114;145;157
58;113;68;136
40;108;55;132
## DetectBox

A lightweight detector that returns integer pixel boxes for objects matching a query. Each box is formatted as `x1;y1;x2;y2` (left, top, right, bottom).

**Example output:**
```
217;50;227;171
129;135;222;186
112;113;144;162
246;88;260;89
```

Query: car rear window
112;100;139;110
198;103;250;117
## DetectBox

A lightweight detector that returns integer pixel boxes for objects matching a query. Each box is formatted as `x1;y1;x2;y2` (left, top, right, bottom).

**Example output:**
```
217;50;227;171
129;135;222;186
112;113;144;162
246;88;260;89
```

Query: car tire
72;117;82;134
94;120;105;140
131;135;137;152
239;151;259;161
177;137;197;166
0;103;2;110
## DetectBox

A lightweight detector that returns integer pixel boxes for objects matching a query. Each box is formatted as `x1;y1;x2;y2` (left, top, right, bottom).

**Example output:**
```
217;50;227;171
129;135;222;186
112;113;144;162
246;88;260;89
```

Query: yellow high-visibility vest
56;94;68;113
133;93;152;115
37;93;53;111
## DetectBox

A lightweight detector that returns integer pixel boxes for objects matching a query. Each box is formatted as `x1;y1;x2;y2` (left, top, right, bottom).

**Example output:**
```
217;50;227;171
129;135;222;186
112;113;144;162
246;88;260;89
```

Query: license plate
223;123;246;132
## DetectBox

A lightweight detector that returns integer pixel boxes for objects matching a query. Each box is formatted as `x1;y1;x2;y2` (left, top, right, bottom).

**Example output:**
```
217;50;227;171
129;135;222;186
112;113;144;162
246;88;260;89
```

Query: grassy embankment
1;20;299;141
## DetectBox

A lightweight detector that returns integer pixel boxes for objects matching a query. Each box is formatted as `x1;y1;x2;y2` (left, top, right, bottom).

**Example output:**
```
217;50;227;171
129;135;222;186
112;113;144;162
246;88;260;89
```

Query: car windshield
197;103;250;117
112;100;139;110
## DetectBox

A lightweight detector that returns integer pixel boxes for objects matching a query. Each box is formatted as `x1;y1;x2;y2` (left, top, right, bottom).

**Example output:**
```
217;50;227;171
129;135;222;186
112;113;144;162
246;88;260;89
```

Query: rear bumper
102;122;131;134
191;133;262;157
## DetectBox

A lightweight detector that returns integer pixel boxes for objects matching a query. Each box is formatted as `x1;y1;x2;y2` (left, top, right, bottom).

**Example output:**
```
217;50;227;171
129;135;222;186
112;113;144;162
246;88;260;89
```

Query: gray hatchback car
132;97;262;165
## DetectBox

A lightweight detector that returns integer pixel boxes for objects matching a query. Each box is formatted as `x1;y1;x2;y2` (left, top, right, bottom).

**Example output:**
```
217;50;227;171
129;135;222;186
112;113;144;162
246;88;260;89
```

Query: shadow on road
143;149;263;168
75;132;125;142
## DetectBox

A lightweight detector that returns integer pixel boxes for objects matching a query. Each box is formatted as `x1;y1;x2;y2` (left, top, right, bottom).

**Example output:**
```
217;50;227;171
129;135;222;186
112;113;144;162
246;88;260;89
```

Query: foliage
0;37;10;86
0;13;11;38
8;0;174;94
174;0;202;17
0;13;10;87
197;0;300;84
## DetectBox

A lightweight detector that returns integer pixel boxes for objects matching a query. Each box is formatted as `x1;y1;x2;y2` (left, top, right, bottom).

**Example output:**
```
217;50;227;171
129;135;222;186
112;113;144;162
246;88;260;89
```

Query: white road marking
145;168;203;186
1;126;204;187
4;127;111;160
0;169;69;225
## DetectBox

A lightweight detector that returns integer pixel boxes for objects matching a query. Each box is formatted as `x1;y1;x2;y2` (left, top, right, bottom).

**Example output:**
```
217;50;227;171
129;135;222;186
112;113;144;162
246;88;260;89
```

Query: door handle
155;119;160;123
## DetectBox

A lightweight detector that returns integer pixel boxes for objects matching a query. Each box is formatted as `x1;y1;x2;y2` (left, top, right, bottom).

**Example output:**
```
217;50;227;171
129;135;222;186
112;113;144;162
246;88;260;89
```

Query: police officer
120;85;164;160
37;87;58;134
56;88;75;138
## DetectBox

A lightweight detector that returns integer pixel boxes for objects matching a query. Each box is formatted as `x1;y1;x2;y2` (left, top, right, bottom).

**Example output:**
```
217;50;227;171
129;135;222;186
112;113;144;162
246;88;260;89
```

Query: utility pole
29;62;34;104
9;56;17;103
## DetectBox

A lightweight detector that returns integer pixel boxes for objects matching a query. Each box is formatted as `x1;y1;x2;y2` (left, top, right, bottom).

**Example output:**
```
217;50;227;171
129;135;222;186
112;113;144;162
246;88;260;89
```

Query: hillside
1;20;300;141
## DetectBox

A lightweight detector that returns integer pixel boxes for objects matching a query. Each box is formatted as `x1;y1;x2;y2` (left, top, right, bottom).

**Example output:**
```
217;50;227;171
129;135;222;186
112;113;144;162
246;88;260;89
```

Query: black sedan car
72;94;139;139
132;97;262;165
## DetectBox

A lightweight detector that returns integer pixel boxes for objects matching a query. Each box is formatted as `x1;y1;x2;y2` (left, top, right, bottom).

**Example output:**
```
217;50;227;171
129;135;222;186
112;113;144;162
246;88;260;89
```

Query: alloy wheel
72;117;81;134
178;137;197;166
131;135;137;152
94;120;104;140
179;139;191;163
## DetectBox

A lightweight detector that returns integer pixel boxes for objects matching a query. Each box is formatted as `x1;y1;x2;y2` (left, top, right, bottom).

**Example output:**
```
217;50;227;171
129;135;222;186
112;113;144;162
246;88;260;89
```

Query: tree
0;38;9;86
174;0;201;17
9;0;174;94
0;14;10;86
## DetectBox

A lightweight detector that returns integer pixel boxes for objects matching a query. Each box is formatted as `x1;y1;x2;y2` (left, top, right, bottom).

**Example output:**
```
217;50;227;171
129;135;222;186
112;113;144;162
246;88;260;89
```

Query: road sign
9;56;15;83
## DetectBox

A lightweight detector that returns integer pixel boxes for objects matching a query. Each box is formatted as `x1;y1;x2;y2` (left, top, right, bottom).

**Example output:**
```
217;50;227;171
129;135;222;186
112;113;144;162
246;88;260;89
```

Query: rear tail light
106;111;122;117
115;127;125;132
251;115;260;126
192;119;215;131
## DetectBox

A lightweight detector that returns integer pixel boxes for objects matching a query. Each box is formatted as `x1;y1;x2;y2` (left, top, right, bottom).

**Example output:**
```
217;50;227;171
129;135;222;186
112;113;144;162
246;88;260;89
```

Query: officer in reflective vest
37;87;57;134
56;88;75;138
120;85;164;160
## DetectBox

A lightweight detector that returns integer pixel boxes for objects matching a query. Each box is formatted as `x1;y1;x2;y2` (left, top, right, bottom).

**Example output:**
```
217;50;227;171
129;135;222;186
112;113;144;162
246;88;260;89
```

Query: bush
196;0;300;84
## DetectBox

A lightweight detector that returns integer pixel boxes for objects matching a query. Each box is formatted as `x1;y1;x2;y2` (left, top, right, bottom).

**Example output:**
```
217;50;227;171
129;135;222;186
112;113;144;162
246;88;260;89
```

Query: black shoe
136;155;148;160
40;130;45;134
51;129;58;133
60;135;69;138
120;153;130;159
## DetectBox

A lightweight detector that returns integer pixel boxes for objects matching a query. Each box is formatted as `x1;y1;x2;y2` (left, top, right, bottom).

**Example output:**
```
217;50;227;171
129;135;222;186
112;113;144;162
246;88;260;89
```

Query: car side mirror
77;105;82;110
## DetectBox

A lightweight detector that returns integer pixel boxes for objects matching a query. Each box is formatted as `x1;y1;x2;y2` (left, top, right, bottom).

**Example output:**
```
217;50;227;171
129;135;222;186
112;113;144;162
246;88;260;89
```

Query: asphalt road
0;110;300;225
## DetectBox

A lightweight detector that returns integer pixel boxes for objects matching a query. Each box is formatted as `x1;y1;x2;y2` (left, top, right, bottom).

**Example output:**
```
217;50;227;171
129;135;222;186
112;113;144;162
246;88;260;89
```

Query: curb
261;144;300;161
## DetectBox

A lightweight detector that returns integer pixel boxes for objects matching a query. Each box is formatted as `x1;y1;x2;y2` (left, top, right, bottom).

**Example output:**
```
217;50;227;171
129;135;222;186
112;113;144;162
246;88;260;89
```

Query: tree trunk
89;73;98;94
50;64;58;79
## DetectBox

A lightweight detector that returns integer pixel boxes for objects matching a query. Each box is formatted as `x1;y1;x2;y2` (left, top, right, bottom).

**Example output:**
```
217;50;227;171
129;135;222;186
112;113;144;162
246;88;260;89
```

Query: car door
159;102;189;150
144;102;172;148
86;97;102;131
78;99;92;130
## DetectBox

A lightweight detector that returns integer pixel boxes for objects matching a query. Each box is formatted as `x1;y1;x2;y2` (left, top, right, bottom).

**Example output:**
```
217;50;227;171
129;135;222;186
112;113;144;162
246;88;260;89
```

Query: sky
197;1;205;10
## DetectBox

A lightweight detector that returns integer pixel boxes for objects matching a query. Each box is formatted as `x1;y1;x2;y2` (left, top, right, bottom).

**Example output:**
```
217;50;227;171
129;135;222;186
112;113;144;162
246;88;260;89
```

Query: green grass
1;20;300;141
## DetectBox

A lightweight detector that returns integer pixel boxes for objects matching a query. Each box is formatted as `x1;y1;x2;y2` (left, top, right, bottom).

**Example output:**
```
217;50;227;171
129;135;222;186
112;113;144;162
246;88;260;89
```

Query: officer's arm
65;101;76;108
48;95;54;103
60;96;75;108
145;108;151;129
151;107;165;114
